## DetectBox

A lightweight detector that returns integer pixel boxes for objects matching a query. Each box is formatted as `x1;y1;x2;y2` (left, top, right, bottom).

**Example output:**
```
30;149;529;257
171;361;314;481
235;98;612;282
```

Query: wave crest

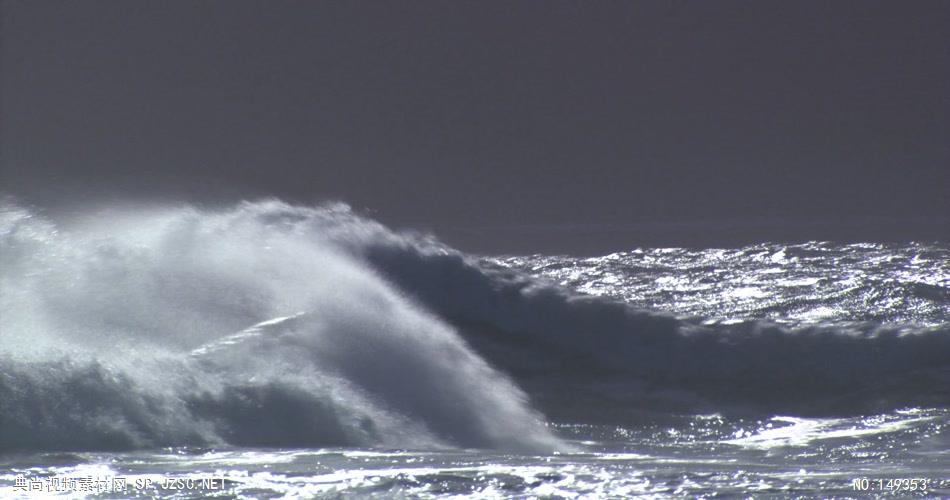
0;200;559;452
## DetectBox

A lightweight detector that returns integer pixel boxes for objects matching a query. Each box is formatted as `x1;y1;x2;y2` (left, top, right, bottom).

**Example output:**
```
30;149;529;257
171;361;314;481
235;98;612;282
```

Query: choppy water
493;242;949;327
1;200;948;498
3;411;948;498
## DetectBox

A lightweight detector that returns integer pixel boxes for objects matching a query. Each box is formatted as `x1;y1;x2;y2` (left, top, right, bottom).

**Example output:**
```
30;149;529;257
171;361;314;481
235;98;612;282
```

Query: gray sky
1;1;947;253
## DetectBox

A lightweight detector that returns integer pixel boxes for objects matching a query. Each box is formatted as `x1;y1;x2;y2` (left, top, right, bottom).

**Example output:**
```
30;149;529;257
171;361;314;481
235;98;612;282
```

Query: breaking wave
1;199;948;452
0;200;558;453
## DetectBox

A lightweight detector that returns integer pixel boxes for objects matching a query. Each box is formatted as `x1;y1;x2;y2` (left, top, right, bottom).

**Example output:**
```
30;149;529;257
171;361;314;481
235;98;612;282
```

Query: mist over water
0;199;559;452
1;198;948;497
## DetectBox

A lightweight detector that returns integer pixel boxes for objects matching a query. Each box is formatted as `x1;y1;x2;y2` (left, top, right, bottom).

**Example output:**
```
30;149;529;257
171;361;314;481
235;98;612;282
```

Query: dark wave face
1;199;948;454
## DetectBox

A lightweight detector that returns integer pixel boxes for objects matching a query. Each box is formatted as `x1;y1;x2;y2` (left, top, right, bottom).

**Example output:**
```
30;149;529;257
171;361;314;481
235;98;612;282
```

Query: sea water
1;200;947;498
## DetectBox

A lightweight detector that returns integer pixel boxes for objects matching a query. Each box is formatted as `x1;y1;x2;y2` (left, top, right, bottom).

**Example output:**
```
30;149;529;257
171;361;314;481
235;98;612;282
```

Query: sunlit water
492;242;949;327
1;201;947;498
2;411;947;498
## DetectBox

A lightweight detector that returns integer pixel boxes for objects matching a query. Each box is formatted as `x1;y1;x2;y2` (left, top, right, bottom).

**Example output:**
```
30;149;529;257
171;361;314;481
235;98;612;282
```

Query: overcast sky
1;1;947;253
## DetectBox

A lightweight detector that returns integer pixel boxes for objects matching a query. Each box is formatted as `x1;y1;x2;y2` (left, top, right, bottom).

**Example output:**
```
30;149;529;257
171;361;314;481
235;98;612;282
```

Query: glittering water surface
2;411;948;498
492;242;949;327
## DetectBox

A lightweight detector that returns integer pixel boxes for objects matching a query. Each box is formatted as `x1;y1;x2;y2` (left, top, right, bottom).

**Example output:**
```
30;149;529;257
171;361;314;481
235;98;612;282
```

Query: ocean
1;200;947;498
